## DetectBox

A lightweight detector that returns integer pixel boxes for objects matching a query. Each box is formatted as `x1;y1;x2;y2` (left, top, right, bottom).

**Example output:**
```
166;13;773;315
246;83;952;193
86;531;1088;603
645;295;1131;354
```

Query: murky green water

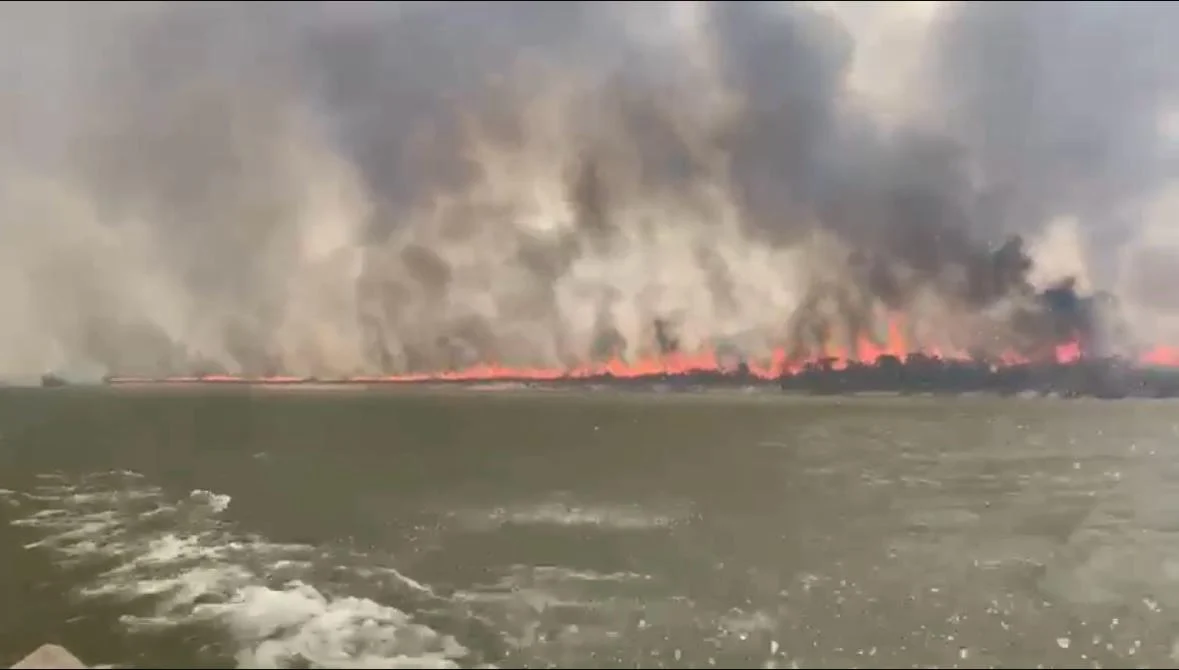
1;387;1178;668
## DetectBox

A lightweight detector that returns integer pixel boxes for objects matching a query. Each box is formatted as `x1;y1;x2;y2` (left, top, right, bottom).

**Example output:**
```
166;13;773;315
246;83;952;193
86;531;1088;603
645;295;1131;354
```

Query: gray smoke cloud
1;0;1178;380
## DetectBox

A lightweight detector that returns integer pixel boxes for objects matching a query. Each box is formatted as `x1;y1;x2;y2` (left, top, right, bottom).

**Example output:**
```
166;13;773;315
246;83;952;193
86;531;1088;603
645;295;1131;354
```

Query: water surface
1;387;1177;668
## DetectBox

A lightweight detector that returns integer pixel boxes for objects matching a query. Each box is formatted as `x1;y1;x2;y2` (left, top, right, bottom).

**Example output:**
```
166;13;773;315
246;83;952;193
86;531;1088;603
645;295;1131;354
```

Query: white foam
202;582;467;669
451;497;690;532
1;472;470;669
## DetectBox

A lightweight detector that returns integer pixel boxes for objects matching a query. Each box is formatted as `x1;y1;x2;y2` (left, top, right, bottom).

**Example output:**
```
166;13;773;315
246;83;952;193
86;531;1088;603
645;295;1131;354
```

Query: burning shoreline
87;301;1179;399
89;354;1179;399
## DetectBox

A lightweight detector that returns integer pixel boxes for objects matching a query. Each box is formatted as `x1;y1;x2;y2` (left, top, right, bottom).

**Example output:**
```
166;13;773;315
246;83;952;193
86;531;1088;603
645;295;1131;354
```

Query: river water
1;386;1178;668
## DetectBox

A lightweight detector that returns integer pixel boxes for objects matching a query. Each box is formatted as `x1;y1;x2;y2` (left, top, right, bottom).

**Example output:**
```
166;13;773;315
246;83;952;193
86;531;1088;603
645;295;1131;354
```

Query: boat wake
0;472;788;669
0;472;472;669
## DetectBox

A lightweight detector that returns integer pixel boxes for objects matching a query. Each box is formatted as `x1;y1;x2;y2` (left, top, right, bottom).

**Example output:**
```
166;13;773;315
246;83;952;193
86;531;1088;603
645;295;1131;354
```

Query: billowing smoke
1;1;1178;380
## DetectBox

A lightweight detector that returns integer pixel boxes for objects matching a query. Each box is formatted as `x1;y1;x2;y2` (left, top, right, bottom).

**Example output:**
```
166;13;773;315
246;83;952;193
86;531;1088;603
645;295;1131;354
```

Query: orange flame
105;314;1179;386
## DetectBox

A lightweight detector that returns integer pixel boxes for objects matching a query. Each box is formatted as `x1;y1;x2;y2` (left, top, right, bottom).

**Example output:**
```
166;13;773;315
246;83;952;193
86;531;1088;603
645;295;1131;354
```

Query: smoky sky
1;0;1179;380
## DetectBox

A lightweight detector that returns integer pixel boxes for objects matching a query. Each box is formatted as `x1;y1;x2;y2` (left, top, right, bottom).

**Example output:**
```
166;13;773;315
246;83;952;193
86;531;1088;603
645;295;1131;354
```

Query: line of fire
79;273;1179;400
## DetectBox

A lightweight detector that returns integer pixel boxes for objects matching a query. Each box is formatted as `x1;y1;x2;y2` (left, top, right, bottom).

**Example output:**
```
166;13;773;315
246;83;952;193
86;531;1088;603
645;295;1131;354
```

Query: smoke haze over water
2;1;1179;380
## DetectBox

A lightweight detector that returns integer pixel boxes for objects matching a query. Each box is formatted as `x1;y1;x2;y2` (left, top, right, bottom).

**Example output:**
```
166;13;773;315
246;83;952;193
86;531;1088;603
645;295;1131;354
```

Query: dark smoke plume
1;1;1178;380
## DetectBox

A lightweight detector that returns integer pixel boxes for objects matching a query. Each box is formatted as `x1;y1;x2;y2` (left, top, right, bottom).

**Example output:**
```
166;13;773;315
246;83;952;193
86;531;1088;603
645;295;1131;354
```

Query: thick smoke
1;1;1178;380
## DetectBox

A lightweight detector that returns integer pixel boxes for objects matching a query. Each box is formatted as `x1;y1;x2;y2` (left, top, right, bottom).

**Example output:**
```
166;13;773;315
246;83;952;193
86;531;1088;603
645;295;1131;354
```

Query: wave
1;472;470;669
2;472;788;668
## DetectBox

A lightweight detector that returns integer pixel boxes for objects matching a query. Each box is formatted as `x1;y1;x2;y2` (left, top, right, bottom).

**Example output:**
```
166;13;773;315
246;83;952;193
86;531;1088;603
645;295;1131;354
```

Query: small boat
11;644;85;669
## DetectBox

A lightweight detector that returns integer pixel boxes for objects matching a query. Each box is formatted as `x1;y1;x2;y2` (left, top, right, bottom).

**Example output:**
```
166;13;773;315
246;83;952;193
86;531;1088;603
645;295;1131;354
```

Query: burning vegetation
98;356;1179;400
101;252;1179;398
